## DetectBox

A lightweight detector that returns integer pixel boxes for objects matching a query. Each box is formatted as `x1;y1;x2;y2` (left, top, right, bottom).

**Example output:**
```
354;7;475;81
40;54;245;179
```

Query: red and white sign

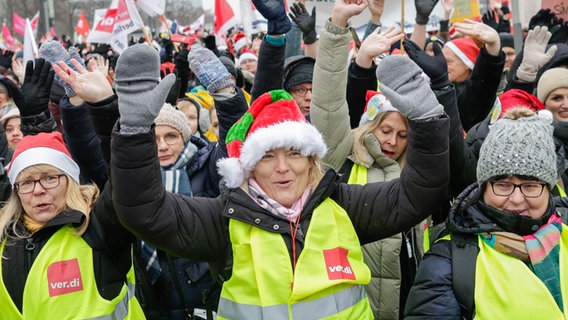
75;12;90;37
47;258;84;297
323;247;356;281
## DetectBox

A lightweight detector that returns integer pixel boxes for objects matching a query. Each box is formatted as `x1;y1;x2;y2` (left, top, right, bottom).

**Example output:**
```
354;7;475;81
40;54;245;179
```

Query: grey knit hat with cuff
477;113;557;188
154;103;192;143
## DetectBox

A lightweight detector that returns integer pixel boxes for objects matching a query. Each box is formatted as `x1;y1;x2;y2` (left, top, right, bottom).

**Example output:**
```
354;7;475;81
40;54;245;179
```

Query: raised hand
377;55;444;120
415;0;439;25
482;10;499;31
114;44;176;135
252;0;291;35
188;45;233;94
87;55;109;77
517;26;557;82
5;58;54;117
453;19;500;56
403;39;450;89
39;40;86;97
356;26;404;68
53;58;114;104
289;2;317;44
331;0;369;27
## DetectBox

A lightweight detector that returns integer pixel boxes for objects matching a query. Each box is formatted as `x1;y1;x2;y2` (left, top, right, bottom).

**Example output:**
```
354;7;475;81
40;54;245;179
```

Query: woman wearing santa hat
108;1;449;318
0;131;145;319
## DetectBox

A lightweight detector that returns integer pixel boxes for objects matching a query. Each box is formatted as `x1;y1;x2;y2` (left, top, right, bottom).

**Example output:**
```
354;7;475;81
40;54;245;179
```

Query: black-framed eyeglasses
290;86;312;97
156;132;181;145
15;174;67;194
489;181;547;198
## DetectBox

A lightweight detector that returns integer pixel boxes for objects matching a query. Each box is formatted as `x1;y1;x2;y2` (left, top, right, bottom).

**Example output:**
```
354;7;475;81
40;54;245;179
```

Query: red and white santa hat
217;90;327;188
238;49;258;65
233;32;247;54
7;132;80;186
444;38;480;70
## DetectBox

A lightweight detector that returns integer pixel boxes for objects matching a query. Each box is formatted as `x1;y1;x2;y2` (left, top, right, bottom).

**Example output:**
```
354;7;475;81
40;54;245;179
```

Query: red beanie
445;38;480;70
489;89;546;125
7;132;80;186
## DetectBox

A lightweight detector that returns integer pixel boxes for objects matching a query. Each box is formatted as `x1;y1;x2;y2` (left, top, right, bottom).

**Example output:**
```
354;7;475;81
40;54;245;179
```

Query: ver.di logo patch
47;258;84;297
323;247;356;280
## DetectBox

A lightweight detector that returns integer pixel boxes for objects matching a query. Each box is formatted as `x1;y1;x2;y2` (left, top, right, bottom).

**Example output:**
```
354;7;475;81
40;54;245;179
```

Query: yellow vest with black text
217;197;374;319
0;224;145;319
472;225;568;319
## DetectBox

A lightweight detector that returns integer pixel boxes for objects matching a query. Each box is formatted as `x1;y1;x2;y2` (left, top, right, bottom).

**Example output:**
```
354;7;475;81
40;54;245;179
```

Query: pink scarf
247;178;311;222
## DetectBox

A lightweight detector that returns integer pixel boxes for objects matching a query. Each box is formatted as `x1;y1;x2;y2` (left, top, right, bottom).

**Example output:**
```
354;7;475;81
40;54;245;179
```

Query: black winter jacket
455;48;505;132
110;115;450;281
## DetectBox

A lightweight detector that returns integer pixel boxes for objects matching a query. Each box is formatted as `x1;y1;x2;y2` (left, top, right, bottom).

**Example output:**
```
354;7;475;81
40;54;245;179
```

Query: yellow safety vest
463;227;568;319
217;197;374;319
0;224;145;319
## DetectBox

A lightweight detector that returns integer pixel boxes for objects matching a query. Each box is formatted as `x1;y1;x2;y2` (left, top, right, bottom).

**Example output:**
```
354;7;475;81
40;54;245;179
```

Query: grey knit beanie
477;115;557;188
537;67;568;103
154;103;192;143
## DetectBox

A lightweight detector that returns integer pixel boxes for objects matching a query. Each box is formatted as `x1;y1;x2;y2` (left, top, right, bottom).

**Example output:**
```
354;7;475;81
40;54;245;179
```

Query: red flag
31;11;40;32
214;0;237;37
2;23;15;46
13;12;26;36
75;12;90;36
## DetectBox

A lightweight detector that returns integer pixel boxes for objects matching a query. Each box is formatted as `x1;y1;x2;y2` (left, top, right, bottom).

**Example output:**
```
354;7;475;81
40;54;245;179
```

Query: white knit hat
154;103;192;143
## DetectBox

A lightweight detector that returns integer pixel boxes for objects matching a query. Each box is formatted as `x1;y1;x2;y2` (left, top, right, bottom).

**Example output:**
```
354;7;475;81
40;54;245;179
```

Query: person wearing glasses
0;132;145;318
404;108;568;319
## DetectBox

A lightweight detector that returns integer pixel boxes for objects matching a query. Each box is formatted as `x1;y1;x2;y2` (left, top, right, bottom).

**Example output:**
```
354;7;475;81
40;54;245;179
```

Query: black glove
403;39;450;90
175;48;190;98
529;8;556;30
482;10;500;31
204;35;221;57
500;4;510;15
415;0;439;25
5;58;54;116
549;23;568;44
160;67;180;105
0;50;14;69
289;2;317;45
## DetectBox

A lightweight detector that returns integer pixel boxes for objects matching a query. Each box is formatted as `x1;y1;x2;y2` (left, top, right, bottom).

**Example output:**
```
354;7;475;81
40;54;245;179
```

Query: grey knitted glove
517;26;557;82
188;45;233;94
115;44;176;135
377;55;444;120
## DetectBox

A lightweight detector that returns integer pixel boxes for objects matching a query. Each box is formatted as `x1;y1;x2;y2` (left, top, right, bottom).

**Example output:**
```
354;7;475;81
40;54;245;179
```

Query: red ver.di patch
323;247;356;280
47;258;84;297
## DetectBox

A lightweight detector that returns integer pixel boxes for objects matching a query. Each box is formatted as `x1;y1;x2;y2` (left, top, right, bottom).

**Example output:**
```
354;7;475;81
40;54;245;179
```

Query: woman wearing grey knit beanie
406;109;568;319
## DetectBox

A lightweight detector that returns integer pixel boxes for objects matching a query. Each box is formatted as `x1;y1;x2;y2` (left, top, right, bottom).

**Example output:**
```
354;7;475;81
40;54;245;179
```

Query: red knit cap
489;89;546;125
445;38;480;70
7;132;80;185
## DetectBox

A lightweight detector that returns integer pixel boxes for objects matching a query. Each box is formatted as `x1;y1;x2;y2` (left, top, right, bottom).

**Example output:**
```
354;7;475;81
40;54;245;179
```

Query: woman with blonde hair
0;132;144;319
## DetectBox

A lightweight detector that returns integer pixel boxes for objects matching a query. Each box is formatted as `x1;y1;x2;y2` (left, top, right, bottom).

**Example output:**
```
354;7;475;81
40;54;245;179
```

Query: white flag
111;0;144;53
181;14;204;35
135;0;165;17
23;18;38;64
241;0;267;36
87;8;114;44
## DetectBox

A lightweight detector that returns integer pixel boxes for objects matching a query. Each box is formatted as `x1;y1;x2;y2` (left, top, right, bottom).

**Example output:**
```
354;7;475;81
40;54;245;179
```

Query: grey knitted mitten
115;44;176;135
377;55;444;120
39;40;86;97
188;45;233;94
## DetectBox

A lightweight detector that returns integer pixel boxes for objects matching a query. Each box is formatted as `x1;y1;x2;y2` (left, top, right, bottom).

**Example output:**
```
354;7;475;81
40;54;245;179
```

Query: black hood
447;183;556;236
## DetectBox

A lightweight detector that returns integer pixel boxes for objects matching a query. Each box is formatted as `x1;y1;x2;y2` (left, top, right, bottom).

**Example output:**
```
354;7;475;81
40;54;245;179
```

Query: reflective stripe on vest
218;198;373;319
0;224;145;319
473;227;568;319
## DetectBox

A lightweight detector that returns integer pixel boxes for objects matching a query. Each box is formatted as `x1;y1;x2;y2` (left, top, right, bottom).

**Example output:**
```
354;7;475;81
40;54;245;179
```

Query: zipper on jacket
24;237;36;280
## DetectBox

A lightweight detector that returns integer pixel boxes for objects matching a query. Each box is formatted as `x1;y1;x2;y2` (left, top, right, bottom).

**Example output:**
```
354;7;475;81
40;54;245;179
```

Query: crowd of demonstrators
2;0;568;318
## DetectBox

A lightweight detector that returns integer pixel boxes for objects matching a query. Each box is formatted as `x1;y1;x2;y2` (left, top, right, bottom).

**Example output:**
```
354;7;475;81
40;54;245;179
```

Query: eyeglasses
15;174;67;194
156;132;181;145
489;181;547;198
290;86;312;97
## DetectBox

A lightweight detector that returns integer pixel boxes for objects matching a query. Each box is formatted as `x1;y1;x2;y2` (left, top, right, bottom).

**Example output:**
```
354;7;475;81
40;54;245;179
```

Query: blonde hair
0;164;99;243
350;111;409;167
